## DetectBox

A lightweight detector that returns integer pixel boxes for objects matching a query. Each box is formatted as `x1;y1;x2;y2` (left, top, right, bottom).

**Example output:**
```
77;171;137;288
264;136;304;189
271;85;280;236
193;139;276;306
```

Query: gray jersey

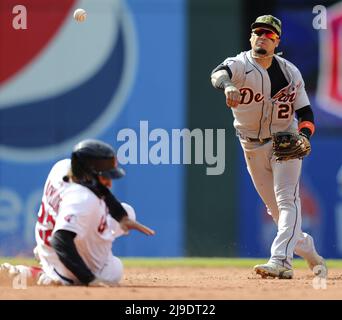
217;50;310;139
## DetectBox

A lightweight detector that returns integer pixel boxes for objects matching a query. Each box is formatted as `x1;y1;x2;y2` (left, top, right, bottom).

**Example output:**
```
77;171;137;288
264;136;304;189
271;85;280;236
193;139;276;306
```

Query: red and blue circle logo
0;0;136;161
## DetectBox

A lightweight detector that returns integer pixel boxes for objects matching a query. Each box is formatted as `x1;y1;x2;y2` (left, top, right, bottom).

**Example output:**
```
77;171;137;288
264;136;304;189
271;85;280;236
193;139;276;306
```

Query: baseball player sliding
1;139;155;286
211;15;326;279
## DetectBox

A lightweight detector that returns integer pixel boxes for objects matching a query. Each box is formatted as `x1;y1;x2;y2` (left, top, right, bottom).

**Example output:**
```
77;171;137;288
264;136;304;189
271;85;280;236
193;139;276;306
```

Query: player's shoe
0;262;43;285
254;262;293;279
0;263;30;277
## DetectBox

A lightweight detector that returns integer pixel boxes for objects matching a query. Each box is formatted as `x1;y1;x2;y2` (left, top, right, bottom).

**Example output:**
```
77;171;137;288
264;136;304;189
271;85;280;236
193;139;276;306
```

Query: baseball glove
272;132;311;161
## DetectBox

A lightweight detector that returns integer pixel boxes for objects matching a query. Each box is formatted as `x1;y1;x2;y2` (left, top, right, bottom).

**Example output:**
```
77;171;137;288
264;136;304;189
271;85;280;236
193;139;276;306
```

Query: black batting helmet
71;139;125;180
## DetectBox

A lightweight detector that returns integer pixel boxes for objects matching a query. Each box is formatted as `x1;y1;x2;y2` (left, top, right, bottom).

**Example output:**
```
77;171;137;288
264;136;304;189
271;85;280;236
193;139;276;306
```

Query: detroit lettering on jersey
239;57;298;105
238;87;297;105
218;50;310;139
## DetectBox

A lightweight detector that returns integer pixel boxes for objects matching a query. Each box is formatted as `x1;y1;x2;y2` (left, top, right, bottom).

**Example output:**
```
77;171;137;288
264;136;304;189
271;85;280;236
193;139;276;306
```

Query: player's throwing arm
211;70;240;108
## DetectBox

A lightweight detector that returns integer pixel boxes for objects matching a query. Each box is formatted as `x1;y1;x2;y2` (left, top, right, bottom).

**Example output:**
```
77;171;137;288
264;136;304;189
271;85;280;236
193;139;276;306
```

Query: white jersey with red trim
34;159;130;282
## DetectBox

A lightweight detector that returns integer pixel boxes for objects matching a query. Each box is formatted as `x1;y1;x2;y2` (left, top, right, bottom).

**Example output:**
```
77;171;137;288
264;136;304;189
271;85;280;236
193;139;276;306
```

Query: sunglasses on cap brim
252;28;279;40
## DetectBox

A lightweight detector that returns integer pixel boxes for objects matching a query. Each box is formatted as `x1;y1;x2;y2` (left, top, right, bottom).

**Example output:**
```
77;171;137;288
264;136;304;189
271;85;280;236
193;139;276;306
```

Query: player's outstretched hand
224;85;240;108
120;217;155;236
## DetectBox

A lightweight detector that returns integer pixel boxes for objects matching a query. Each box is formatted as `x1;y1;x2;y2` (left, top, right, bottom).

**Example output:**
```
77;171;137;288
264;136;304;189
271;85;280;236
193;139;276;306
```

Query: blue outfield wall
0;0;186;256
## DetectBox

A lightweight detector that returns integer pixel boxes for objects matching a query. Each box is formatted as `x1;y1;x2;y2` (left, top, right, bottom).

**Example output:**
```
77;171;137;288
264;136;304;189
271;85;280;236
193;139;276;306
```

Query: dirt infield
0;267;342;300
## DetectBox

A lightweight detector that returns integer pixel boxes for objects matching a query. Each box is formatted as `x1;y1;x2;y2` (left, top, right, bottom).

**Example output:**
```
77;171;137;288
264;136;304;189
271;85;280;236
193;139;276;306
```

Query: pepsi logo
0;0;136;161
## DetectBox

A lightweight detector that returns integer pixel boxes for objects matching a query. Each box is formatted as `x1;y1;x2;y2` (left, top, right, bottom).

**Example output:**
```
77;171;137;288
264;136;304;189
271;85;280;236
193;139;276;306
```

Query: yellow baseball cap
251;15;282;36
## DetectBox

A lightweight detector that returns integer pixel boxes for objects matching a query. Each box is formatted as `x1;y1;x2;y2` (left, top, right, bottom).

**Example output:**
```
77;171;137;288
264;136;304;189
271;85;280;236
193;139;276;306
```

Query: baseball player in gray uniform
211;15;326;279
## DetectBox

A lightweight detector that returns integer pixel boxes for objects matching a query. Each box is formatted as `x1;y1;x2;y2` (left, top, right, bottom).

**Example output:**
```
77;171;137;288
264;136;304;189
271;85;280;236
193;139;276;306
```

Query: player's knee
111;257;124;283
274;185;299;199
278;221;301;233
102;256;124;284
275;192;298;207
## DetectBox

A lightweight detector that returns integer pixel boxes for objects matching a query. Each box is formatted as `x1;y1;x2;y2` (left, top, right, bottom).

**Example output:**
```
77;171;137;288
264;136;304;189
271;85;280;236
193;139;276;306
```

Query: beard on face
254;47;267;55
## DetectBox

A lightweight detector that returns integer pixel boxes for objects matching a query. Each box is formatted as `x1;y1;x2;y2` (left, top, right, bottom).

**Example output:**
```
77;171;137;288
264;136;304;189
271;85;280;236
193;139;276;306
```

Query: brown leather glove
272;132;311;161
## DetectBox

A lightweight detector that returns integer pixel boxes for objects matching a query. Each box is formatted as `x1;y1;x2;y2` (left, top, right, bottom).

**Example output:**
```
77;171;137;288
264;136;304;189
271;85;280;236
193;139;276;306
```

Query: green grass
0;257;38;266
121;258;342;268
1;257;342;269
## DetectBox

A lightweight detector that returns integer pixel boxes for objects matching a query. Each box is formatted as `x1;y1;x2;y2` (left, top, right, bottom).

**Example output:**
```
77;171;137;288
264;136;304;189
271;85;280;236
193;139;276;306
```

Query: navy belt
236;130;271;144
245;137;272;143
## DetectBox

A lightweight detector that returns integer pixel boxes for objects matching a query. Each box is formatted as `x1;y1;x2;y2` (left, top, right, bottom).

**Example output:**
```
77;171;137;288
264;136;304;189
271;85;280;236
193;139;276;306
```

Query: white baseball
73;8;87;22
